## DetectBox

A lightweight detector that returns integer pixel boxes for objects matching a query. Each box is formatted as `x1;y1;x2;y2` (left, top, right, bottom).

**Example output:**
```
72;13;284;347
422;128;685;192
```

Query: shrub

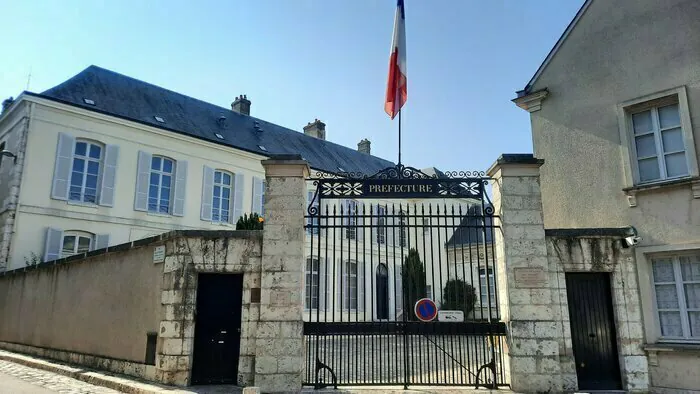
441;279;477;317
236;213;264;230
401;248;426;319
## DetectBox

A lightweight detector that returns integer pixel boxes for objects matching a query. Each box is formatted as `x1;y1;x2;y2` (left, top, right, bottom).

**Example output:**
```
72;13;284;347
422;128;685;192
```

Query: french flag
385;0;407;119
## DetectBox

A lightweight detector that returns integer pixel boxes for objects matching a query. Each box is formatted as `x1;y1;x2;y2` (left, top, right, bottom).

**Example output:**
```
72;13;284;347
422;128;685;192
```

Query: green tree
401;248;426;320
236;213;264;230
441;279;477;318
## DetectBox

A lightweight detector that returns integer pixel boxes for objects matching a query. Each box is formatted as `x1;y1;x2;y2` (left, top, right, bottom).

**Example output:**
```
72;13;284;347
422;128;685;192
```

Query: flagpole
398;110;402;166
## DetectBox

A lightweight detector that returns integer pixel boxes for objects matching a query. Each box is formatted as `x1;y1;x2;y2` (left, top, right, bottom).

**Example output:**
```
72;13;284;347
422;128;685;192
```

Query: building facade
514;0;700;391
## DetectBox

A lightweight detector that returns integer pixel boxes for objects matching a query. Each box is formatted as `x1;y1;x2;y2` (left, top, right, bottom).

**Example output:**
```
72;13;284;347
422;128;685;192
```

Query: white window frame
148;156;175;214
305;258;320;310
376;205;386;244
61;231;94;257
479;267;496;306
617;86;699;187
398;210;407;248
69;140;103;204
212;170;233;222
346;200;357;240
343;260;358;311
650;253;700;342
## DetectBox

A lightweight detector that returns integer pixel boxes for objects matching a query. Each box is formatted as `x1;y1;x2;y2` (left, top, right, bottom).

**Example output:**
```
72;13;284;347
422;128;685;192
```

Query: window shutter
252;176;263;215
94;234;110;250
201;166;215;221
395;266;403;319
232;173;245;223
372;205;378;244
134;151;152;211
98;144;119;207
341;199;349;239
319;258;327;311
387;213;395;247
336;259;342;310
43;227;63;262
172;160;187;217
51;133;75;200
358;261;365;312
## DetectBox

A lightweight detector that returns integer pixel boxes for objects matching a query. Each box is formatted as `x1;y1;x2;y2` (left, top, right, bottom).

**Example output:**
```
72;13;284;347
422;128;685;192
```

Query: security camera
623;235;641;247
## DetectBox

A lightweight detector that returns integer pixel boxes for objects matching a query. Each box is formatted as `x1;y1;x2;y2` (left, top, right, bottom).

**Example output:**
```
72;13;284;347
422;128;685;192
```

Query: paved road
0;360;121;394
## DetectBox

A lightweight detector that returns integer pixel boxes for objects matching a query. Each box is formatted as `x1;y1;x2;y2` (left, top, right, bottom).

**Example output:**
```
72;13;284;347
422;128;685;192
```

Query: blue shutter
98;144;119;207
94;234;110;250
172;160;187;216
232;173;244;223
51;133;75;200
201;166;215;221
43;227;63;262
252;176;263;215
134;151;152;211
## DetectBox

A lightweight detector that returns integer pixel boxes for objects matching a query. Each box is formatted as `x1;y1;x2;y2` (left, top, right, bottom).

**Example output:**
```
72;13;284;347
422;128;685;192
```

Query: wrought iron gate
303;164;508;389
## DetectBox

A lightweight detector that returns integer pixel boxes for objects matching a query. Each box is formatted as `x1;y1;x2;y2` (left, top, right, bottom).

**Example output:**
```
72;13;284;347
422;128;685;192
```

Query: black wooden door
376;264;389;319
191;273;243;385
566;273;622;390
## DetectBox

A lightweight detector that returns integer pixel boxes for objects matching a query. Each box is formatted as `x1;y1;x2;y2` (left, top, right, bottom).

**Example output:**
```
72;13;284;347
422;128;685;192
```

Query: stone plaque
514;267;546;288
153;245;166;263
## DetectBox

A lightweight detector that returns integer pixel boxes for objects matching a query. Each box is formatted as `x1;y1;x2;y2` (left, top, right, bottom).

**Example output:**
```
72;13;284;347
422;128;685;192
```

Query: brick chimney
231;95;251;116
303;119;326;140
358;138;371;154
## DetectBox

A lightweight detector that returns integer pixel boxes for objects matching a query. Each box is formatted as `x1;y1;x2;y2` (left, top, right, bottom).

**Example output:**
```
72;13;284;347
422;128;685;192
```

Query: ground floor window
479;267;496;306
305;258;320;310
61;231;93;257
651;253;700;340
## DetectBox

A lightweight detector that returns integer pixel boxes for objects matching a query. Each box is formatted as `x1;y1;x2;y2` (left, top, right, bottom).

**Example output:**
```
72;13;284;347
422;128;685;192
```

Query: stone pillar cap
261;154;310;177
487;153;544;177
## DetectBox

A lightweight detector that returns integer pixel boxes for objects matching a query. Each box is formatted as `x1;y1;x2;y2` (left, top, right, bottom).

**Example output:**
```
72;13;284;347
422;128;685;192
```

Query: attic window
258;145;267;152
338;167;346;172
215;133;224;139
154;116;165;123
83;98;95;105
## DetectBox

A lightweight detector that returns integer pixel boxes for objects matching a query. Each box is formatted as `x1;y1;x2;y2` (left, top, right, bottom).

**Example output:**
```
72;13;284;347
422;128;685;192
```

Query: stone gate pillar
487;154;564;392
255;154;309;393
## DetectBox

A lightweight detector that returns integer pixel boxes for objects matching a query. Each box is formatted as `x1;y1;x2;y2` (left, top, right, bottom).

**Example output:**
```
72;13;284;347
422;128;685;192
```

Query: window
631;102;688;182
343;261;358;310
212;170;232;222
376;205;386;244
651;254;700;340
479;268;496;306
305;258;320;310
69;141;102;203
61;231;93;257
620;88;699;186
345;200;357;240
0;141;5;173
148;156;174;213
398;211;407;247
154;116;165;123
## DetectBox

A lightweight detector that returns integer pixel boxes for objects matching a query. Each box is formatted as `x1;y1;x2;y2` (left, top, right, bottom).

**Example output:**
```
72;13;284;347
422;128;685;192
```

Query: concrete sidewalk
0;348;510;394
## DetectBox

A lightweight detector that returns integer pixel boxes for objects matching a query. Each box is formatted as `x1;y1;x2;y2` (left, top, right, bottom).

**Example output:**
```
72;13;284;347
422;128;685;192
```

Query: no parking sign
414;298;438;322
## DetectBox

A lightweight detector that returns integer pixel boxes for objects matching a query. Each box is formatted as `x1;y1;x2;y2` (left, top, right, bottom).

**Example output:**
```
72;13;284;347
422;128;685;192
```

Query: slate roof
30;65;394;175
445;205;494;247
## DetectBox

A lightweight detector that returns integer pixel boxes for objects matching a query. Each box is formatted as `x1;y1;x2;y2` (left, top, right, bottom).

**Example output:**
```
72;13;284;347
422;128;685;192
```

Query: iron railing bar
434;203;448;385
451;204;465;385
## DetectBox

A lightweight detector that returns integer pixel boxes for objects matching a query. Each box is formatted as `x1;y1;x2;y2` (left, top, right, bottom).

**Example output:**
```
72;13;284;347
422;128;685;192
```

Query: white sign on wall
153;245;166;263
438;310;464;322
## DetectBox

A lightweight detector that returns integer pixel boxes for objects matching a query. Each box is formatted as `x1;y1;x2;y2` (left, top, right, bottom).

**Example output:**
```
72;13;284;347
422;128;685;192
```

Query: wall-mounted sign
438;310;464;322
153;245;166;263
514;267;546;288
414;298;438;322
317;178;484;199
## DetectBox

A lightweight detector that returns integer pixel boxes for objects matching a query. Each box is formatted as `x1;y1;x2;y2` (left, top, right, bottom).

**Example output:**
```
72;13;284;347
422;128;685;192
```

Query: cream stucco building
514;0;700;391
0;66;494;322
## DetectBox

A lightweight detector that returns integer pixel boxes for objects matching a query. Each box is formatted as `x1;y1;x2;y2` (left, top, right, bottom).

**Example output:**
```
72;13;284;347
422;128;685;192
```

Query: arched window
61;230;94;257
376;263;389;319
212;170;233;222
149;156;175;213
69;140;103;203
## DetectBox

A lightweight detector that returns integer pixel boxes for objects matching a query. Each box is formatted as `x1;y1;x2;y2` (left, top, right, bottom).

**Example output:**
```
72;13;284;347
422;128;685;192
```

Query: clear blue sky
1;0;583;172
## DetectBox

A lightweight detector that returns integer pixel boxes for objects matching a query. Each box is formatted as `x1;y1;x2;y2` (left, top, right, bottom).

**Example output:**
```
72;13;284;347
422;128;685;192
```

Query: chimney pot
231;94;251;116
303;119;326;140
358;138;371;154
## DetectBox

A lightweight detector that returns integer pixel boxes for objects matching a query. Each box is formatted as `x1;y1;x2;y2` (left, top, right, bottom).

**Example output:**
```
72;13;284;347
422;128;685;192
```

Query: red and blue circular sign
414;298;438;322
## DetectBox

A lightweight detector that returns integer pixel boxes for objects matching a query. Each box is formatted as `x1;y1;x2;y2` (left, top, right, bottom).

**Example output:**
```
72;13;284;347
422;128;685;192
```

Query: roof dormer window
154;116;165;123
83;98;95;105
